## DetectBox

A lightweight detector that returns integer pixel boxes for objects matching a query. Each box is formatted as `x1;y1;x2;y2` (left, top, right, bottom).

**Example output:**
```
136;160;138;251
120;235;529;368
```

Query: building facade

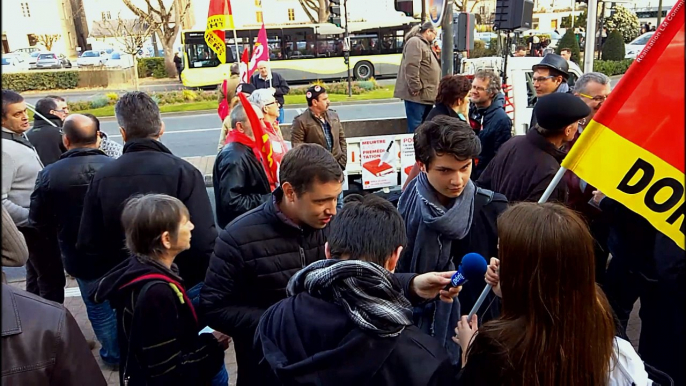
2;0;79;56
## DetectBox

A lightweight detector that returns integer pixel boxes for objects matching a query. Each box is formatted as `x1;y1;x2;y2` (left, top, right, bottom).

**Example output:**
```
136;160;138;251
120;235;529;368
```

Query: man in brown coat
394;21;442;133
291;85;347;208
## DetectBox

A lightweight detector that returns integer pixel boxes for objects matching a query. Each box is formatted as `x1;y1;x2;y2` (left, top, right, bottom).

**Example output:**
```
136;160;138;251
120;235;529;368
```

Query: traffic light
329;0;342;27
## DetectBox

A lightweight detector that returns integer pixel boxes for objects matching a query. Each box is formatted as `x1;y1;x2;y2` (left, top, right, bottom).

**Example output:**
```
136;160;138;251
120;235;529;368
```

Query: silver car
35;52;63;69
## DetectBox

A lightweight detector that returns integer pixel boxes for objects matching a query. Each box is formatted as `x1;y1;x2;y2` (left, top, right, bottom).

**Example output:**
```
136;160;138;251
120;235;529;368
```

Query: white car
625;32;654;59
27;51;43;68
76;50;107;67
1;54;31;72
105;52;134;68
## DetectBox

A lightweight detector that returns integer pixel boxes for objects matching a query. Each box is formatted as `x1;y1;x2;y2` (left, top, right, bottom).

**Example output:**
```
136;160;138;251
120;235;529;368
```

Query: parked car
12;47;43;55
34;52;71;69
1;54;31;72
27;51;43;68
625;32;653;59
105;51;134;68
76;50;107;67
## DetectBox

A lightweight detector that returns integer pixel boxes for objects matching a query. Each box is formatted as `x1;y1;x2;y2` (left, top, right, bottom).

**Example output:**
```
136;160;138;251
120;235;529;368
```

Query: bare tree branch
36;34;61;51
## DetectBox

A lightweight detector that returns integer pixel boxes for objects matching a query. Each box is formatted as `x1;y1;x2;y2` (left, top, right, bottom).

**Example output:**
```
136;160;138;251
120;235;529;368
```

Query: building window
101;11;111;21
255;0;261;6
21;2;31;17
256;11;263;23
288;8;295;21
27;34;38;47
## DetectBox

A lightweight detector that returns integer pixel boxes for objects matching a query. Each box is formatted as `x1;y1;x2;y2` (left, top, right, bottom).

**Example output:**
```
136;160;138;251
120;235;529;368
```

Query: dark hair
114;92;162;140
328;194;406;267
419;21;434;32
467;203;615;386
63;114;98;146
435;75;471;106
306;85;327;107
414;116;481;166
2;89;24;118
82;113;101;132
560;47;572;54
35;98;58;116
516;45;527;52
121;194;190;259
46;95;65;102
280;143;344;196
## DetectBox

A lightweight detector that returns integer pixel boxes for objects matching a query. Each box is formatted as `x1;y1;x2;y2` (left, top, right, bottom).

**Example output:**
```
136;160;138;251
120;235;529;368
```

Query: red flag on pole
562;0;685;249
237;93;278;187
204;0;234;64
239;47;250;83
248;23;270;76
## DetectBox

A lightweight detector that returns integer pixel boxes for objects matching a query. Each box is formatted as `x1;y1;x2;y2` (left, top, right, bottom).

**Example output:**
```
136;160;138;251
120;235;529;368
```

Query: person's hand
591;190;606;205
212;331;232;351
410;271;462;303
452;314;478;354
485;257;502;298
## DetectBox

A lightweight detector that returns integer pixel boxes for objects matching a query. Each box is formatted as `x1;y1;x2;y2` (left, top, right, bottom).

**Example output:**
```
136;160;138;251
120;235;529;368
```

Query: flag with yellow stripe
205;0;235;64
562;0;685;249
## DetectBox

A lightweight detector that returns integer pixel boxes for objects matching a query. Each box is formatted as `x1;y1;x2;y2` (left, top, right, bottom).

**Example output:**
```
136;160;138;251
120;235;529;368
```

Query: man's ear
418;162;427;173
325;242;332;260
282;182;296;203
161;231;171;249
119;127;127;142
385;246;403;273
62;135;69;149
157;122;165;138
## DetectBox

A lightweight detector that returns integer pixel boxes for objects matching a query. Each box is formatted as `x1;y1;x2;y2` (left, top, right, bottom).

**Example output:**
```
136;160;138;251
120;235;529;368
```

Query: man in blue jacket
468;70;512;180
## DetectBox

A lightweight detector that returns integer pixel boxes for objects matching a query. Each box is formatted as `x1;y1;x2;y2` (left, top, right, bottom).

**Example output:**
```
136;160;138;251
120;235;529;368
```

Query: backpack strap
475;187;495;207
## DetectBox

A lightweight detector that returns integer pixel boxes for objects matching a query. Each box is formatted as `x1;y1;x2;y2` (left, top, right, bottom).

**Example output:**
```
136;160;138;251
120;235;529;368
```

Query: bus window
293;30;316;58
316;35;343;58
187;43;221;68
349;33;379;56
266;34;283;60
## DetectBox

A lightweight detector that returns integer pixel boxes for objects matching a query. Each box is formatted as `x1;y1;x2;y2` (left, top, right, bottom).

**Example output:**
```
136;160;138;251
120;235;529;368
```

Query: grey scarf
287;259;413;337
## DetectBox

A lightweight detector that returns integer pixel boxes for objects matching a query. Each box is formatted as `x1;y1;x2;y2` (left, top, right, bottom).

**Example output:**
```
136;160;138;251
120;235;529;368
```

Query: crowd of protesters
1;22;683;386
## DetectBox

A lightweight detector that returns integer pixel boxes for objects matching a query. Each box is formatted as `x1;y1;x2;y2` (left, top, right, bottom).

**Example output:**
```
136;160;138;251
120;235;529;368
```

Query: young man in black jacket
255;194;454;386
213;103;271;229
77;92;216;299
26;97;67;166
29;114;119;368
200;144;462;386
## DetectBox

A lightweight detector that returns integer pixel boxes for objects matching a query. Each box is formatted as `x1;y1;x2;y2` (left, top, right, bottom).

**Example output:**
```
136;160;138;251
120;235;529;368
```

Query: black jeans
18;227;65;304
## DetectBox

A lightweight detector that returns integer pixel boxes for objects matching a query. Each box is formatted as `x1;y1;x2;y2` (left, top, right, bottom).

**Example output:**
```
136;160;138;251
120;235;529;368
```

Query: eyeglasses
265;101;278;107
578;92;609;103
471;85;487;92
532;75;556;83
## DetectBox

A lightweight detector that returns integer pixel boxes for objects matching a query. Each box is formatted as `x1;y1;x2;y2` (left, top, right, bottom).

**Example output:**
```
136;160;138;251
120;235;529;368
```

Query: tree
556;29;581;63
122;0;191;78
602;29;626;61
605;5;640;43
299;0;329;23
99;14;158;90
561;10;586;29
36;34;61;51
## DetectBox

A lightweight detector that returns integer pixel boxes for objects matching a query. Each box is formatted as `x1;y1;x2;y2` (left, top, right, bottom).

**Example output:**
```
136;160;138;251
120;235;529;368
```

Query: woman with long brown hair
455;202;650;385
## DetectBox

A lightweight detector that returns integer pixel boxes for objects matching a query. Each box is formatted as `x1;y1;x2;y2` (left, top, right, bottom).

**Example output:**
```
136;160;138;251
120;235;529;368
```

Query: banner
400;135;415;187
248;23;270;77
239;47;249;83
361;136;399;189
561;0;685;249
204;0;234;64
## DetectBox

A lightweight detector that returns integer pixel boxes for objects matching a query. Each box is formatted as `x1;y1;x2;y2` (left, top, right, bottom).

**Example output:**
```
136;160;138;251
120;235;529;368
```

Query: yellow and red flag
562;0;685;249
205;0;234;64
237;93;279;188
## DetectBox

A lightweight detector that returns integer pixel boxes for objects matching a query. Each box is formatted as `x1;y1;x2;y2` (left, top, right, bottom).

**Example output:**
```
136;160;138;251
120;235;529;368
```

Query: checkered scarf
287;259;413;337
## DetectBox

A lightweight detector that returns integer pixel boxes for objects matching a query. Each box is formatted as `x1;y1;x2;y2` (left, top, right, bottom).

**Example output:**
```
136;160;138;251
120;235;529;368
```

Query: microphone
446;252;488;289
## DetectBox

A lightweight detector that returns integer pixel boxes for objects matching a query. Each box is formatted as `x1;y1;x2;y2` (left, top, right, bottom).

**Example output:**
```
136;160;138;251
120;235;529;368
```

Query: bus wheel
353;61;374;80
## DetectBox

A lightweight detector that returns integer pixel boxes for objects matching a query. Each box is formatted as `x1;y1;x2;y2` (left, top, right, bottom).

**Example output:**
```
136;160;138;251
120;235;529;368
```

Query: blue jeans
186;282;230;386
278;107;285;124
76;278;120;366
404;100;432;133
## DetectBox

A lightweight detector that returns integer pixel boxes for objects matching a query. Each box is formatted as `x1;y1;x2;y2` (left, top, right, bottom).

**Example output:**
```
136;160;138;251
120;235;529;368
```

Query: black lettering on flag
617;158;654;194
645;178;684;212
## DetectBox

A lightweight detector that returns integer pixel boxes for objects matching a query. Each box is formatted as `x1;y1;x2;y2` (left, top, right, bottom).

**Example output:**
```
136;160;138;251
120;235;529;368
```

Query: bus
180;20;418;88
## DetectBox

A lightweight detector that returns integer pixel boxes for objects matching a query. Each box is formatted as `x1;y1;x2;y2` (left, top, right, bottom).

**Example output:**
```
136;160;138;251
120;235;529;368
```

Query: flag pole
537;166;568;204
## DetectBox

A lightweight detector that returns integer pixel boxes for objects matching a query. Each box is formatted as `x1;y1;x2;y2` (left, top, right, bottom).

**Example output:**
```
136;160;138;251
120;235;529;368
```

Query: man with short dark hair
468;70;512;179
27;97;66;166
78;92;216;300
560;47;573;61
398;116;507;364
201;144;462;385
513;45;527;57
477;92;591;203
255;194;454;385
29;113;119;368
213;103;271;229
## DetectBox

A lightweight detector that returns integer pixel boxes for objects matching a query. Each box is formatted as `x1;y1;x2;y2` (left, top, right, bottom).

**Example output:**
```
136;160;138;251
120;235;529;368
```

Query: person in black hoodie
28;113;119;367
93;194;226;386
255;194;454;386
213;103;271;229
27;97;67;166
77;92;216;298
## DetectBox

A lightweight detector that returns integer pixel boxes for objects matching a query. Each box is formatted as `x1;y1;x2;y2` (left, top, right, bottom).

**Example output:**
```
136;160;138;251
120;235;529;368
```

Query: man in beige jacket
394;21;442;133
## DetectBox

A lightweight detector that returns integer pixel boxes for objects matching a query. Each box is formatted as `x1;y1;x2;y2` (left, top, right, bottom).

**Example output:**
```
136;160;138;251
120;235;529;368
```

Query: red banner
248;24;270;77
237;93;279;188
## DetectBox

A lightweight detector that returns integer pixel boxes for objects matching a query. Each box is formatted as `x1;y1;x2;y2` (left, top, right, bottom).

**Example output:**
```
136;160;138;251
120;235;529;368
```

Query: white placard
399;134;416;187
360;136;398;190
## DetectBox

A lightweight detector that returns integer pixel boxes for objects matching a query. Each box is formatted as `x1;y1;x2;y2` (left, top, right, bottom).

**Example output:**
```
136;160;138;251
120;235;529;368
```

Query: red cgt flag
205;0;234;64
237;93;279;187
239;47;250;83
562;0;685;249
248;23;270;77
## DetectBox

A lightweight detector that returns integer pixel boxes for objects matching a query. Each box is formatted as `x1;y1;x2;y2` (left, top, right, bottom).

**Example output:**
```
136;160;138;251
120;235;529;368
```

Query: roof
90;19;152;38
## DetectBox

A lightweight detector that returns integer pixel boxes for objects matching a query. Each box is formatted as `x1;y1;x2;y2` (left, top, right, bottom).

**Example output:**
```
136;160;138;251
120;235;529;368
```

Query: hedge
593;59;634;76
137;58;167;79
602;30;626;61
1;71;79;92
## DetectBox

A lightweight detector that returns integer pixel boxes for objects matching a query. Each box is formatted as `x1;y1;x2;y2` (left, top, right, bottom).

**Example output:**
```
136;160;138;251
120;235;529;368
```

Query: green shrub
137;58;166;78
182;89;198;101
602;30;626;61
89;96;109;109
69;101;92;112
593;59;634;76
105;92;119;103
1;71;79;92
357;81;375;91
556;29;581;64
469;40;489;58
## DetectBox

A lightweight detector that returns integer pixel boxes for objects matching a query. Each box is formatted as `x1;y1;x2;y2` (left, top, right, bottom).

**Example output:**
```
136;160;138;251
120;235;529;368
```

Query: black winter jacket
469;94;512;180
94;256;224;386
77;139;216;286
26;115;65;166
251;72;290;107
213;142;271;229
28;148;113;278
477;129;567;203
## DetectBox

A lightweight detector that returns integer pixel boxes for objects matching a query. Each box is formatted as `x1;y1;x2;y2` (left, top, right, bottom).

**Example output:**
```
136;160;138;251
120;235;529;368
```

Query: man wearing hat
477;93;591;203
530;53;570;129
291;85;347;207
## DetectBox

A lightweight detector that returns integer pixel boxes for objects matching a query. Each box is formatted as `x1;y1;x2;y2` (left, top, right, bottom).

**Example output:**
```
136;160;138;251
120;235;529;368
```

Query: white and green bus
180;20;418;88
